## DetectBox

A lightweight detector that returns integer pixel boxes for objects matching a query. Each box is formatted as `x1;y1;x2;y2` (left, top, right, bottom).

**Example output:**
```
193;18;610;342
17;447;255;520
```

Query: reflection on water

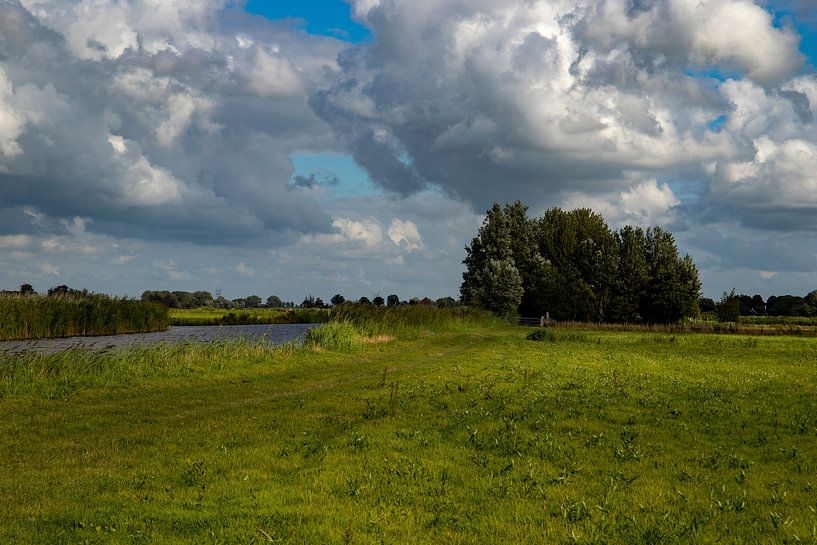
0;324;319;356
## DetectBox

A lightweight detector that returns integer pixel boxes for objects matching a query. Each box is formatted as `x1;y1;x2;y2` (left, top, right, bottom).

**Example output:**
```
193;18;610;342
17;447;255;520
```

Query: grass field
1;315;816;543
169;307;330;326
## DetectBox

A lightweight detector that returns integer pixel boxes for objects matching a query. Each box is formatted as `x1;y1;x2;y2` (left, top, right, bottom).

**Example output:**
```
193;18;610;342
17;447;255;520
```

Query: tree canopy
461;202;701;323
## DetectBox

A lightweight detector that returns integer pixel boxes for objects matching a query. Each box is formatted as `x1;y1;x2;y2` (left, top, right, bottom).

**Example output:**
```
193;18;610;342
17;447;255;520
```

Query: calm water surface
0;324;319;356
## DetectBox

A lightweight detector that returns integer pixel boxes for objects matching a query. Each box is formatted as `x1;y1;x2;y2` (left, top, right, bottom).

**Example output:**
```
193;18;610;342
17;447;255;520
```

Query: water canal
0;323;319;356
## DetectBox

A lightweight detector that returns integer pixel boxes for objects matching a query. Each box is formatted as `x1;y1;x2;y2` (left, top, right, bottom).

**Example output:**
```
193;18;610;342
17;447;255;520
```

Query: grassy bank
1;318;816;543
739;315;817;327
0;294;169;341
169;307;330;326
537;319;817;337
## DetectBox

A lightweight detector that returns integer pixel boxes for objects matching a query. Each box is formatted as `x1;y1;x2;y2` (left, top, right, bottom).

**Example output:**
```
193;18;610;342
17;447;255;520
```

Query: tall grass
299;305;498;350
304;322;358;351
0;294;169;341
331;304;497;340
0;339;286;399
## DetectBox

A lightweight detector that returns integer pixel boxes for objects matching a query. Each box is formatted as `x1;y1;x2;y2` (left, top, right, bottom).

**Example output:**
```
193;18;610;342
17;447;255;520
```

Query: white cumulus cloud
562;179;680;228
332;218;384;247
387;219;424;251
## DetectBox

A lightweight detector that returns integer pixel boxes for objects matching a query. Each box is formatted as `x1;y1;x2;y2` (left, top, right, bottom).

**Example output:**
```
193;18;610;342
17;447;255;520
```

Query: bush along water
0;293;169;341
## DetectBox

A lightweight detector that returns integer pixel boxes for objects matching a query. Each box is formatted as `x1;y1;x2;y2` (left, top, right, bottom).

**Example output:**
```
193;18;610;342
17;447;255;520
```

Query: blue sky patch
769;2;817;70
684;66;745;82
244;0;371;43
290;153;378;197
708;115;728;133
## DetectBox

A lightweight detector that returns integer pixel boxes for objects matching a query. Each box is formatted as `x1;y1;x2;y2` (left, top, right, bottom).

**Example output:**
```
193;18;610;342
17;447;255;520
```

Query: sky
1;0;817;302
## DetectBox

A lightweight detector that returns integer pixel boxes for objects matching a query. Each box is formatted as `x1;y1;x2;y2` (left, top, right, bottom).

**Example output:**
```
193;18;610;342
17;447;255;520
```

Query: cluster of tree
138;290;458;310
1;283;36;296
299;295;326;308
706;290;817;321
140;290;301;309
142;290;218;308
1;284;91;297
461;203;701;323
328;294;457;308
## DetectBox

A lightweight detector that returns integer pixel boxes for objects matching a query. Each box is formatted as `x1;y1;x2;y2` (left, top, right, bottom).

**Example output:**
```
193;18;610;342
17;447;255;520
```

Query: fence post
540;316;545;327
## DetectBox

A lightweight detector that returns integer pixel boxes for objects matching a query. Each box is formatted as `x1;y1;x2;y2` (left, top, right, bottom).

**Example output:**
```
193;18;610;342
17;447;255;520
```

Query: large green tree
461;202;701;323
640;228;701;323
533;208;618;321
473;258;524;316
611;226;649;323
461;203;514;306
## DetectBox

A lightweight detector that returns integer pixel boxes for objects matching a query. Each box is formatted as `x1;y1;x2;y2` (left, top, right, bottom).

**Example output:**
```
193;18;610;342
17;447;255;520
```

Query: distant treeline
328;294;458;308
0;292;169;341
140;290;278;309
142;291;330;309
705;290;817;321
462;203;701;323
142;290;459;310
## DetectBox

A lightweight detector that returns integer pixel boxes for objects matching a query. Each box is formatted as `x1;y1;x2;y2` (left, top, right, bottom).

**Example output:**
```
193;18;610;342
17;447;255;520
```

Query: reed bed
303;305;496;351
330;304;497;340
304;322;359;351
0;294;169;341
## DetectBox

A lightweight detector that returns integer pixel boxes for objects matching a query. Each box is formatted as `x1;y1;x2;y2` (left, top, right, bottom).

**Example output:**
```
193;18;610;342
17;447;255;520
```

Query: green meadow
1;311;816;544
